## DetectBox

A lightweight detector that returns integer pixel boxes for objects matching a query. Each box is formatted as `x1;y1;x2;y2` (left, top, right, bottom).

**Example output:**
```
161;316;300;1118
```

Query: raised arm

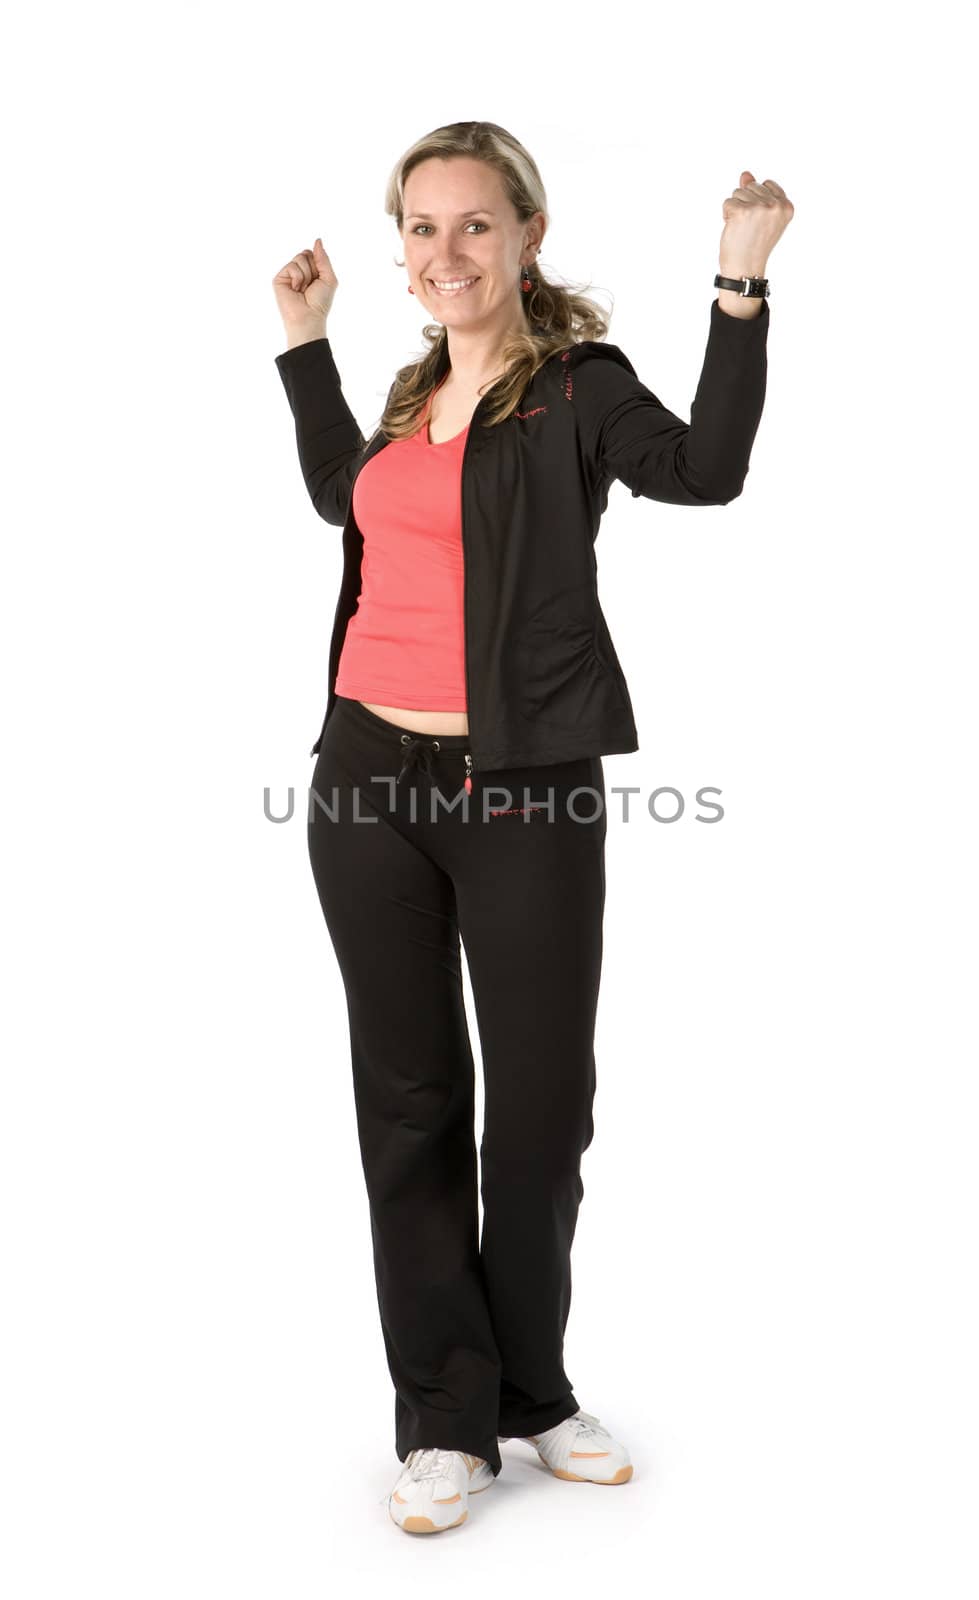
274;336;366;526
272;239;366;526
570;296;770;508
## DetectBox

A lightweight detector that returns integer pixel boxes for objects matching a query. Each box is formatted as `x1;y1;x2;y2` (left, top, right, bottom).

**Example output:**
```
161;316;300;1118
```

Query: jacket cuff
710;295;770;335
274;335;338;379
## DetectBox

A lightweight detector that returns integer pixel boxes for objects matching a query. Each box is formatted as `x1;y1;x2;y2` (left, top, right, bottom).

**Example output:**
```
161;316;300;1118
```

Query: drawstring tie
396;732;440;786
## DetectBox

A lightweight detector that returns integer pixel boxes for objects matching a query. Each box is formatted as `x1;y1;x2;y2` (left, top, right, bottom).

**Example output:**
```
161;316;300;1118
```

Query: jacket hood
557;340;638;378
427;337;638;389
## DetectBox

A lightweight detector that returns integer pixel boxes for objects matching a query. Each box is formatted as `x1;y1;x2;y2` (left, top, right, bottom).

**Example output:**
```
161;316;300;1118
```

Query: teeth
432;277;478;292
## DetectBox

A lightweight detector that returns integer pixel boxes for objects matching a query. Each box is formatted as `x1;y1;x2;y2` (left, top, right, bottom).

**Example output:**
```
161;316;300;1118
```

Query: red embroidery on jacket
561;349;573;400
515;404;548;419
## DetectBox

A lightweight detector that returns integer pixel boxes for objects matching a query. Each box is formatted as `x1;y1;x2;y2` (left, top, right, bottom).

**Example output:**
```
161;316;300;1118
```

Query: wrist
285;321;328;350
715;266;768;320
716;291;763;319
719;261;768;281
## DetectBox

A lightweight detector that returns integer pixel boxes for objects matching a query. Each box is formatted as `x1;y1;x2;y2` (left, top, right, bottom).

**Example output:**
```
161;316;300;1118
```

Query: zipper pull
464;752;473;795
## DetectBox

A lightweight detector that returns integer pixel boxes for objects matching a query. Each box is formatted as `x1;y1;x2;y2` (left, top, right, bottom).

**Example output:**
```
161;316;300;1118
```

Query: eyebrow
405;209;496;220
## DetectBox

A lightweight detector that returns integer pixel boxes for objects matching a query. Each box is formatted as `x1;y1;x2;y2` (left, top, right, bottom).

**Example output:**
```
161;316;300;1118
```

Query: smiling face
401;155;545;331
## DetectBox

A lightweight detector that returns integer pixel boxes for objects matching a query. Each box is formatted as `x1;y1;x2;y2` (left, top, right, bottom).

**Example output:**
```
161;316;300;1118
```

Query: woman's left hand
719;172;794;276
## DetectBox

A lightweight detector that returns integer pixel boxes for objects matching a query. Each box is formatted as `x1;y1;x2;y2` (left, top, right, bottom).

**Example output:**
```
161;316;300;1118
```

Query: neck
442;307;532;391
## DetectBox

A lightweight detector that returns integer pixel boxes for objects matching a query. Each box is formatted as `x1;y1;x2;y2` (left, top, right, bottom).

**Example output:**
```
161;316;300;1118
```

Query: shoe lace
557;1409;604;1439
405;1447;465;1482
378;1446;465;1506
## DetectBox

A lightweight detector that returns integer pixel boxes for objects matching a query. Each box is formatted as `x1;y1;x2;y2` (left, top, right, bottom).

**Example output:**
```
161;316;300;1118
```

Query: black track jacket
274;296;769;773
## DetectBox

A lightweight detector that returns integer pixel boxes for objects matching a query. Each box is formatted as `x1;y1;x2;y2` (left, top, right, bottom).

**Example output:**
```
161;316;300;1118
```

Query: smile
429;276;480;297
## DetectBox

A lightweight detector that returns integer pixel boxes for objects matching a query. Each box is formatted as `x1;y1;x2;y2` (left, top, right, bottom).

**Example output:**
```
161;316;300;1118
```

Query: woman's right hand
272;238;338;336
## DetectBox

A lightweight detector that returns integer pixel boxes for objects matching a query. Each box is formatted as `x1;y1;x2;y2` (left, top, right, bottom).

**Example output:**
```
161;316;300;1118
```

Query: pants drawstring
396;733;441;786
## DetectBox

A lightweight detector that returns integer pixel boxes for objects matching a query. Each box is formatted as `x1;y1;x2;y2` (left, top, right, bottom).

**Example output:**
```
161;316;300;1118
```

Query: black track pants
307;695;607;1476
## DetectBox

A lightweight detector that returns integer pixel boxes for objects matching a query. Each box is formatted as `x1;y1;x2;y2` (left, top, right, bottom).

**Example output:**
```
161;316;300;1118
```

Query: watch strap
714;273;770;298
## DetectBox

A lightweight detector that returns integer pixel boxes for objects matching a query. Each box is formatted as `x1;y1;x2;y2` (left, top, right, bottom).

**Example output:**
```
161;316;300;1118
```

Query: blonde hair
374;120;610;444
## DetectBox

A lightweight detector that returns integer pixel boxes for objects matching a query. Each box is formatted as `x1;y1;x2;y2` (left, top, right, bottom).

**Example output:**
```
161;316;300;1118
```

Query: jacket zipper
460;389;489;793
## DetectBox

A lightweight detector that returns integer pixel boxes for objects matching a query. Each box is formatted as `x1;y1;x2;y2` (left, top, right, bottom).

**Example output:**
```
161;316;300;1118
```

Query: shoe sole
549;1463;634;1483
390;1506;469;1534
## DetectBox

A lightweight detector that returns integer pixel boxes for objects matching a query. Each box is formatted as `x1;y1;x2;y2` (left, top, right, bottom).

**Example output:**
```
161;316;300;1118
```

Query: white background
3;1;976;1594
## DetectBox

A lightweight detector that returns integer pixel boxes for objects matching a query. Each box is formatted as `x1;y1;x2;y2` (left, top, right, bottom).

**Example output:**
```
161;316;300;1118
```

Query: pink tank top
334;376;470;709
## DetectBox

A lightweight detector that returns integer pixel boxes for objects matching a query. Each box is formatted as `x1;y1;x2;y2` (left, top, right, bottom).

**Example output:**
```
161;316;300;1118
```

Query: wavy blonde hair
373;120;610;445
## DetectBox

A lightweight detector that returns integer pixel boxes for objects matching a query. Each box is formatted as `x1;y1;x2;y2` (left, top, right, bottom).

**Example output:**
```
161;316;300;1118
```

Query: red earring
521;269;533;292
408;284;415;294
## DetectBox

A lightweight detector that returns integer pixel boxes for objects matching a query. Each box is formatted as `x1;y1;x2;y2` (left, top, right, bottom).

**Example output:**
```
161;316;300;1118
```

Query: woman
271;120;792;1536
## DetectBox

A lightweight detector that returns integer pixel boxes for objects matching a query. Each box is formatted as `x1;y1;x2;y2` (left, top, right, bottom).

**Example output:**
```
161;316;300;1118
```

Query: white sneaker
500;1409;633;1484
387;1448;495;1533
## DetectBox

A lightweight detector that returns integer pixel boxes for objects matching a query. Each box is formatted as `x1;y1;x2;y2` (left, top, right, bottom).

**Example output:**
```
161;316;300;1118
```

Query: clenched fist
272;237;339;335
719;172;794;277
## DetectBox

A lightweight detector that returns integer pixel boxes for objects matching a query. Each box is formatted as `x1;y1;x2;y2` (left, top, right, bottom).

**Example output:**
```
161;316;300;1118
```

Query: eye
411;222;488;235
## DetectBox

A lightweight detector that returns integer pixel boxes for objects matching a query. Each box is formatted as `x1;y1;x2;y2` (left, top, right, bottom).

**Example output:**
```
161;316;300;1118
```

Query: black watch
714;273;770;298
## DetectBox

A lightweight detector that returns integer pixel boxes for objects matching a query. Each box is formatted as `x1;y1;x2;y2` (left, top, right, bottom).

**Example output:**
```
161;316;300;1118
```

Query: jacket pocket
591;612;632;717
515;617;620;731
